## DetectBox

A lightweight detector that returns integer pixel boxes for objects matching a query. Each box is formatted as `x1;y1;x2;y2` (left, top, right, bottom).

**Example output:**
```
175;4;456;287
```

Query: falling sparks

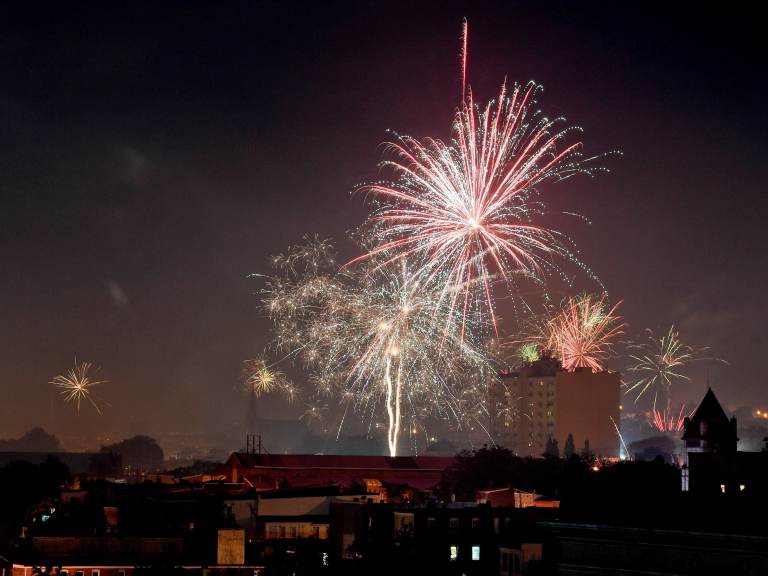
50;360;109;414
650;403;690;433
262;238;494;456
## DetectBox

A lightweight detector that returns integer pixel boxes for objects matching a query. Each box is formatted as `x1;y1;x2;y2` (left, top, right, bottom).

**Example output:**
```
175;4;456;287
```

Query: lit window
472;545;480;561
720;484;726;493
740;484;746;492
450;545;458;561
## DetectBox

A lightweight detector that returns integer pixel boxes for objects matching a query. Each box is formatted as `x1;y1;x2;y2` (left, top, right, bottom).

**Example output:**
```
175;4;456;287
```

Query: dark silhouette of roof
227;452;453;471
682;388;737;451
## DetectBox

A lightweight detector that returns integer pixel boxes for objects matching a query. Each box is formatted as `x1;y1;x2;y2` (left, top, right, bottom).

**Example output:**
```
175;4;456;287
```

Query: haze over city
2;1;766;452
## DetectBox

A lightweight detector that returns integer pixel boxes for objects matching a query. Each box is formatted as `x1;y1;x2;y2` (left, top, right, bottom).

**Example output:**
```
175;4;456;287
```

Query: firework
623;326;724;424
262;238;493;456
242;357;294;400
536;294;623;372
650;403;690;433
50;360;109;414
518;342;541;365
624;327;701;402
350;32;610;333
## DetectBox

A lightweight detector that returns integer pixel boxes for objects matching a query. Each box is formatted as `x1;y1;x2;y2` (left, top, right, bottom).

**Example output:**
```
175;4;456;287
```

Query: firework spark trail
609;415;630;459
527;294;623;372
50;359;109;414
650;403;690;433
460;18;468;102
262;238;492;456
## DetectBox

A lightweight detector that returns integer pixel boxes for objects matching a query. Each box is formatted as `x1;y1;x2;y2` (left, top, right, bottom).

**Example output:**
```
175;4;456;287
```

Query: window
449;517;459;531
472;545;480;561
75;572;84;576
450;545;458;561
427;517;436;531
92;571;100;576
118;571;126;576
471;517;480;530
493;517;500;534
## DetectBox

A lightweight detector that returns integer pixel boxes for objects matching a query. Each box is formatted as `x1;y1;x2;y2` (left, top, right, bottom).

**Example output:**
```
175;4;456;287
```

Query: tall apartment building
490;356;620;458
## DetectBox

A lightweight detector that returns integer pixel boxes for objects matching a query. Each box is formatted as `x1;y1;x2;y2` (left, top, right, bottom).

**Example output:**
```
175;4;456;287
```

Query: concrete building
490;356;620;458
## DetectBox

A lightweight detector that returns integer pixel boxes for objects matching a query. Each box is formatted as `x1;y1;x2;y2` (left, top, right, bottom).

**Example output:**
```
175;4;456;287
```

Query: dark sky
1;1;766;447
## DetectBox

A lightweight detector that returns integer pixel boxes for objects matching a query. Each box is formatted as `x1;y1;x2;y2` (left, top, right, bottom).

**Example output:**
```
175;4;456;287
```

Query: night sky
1;2;766;448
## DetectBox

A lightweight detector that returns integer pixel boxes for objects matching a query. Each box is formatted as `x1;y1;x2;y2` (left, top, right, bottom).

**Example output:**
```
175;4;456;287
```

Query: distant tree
0;427;62;452
544;435;560;459
581;439;593;461
101;435;164;470
0;456;69;528
564;433;575;459
439;446;567;501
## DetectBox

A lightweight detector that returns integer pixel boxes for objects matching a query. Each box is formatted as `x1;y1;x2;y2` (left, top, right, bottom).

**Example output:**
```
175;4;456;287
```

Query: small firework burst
50;360;109;414
623;326;725;421
518;342;541;365
624;326;706;403
529;294;623;372
242;357;294;400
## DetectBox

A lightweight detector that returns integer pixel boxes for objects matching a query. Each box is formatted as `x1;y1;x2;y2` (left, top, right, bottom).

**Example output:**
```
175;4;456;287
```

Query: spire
682;387;737;452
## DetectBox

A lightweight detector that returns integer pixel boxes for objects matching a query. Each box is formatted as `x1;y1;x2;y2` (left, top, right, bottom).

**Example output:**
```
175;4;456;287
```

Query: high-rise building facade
490;356;620;458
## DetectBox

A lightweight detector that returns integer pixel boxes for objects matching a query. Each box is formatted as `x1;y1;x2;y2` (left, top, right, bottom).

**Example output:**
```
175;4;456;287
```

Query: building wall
216;528;245;565
555;369;620;458
491;360;619;458
492;364;558;457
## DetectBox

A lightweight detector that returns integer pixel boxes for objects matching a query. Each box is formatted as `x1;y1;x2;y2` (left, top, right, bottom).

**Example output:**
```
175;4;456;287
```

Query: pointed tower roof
682;388;737;450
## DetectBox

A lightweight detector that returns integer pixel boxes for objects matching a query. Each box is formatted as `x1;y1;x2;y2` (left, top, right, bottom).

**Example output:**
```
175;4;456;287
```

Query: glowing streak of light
610;415;630;460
